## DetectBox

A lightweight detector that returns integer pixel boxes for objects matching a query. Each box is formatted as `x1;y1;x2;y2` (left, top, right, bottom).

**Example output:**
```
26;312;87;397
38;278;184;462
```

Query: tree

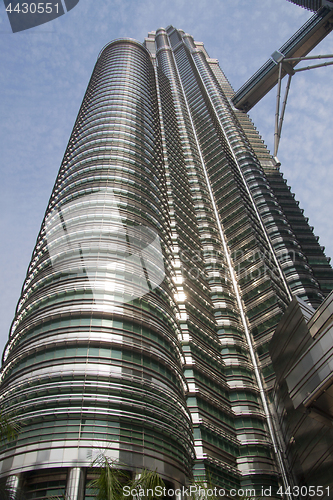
0;412;21;500
131;468;165;500
88;454;165;500
0;411;20;443
88;455;130;500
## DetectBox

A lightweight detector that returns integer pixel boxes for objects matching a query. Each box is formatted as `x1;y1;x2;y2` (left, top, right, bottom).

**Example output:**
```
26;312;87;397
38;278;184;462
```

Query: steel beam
232;6;333;111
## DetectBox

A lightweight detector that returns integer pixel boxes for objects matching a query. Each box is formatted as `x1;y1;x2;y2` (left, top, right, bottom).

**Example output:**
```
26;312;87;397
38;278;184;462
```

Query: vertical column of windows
178;40;294;405
155;29;240;490
170;29;285;491
264;167;333;298
189;39;326;310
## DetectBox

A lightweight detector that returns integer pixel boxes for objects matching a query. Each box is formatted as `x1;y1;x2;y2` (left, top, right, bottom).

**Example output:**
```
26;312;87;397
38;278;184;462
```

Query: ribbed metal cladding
161;25;332;492
161;27;283;491
155;29;241;489
0;39;194;488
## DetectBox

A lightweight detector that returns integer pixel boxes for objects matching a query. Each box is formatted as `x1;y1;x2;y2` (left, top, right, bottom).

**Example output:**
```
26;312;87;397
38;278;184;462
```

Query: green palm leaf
88;455;130;500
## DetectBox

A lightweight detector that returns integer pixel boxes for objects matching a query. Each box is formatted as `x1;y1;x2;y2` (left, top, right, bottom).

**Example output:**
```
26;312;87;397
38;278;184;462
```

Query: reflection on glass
45;188;165;311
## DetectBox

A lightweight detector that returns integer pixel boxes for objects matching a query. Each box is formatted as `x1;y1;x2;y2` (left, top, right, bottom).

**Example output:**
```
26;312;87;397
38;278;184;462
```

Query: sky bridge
232;5;333;112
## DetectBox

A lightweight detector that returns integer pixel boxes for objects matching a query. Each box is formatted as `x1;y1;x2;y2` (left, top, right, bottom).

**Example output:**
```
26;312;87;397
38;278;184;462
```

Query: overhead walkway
232;5;333;111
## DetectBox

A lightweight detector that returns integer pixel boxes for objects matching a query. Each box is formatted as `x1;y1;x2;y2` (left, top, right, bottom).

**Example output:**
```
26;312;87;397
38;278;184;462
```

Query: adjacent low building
270;293;333;490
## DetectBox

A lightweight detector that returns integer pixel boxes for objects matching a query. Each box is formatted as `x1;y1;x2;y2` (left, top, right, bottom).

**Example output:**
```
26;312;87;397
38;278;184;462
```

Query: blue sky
1;0;332;355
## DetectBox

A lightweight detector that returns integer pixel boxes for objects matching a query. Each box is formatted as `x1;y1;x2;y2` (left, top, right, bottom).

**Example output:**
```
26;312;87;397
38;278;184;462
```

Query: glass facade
1;28;332;499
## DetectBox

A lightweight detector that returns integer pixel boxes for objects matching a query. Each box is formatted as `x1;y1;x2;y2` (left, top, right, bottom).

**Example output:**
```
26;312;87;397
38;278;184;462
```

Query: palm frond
0;412;20;442
131;469;165;500
46;494;71;500
88;455;130;500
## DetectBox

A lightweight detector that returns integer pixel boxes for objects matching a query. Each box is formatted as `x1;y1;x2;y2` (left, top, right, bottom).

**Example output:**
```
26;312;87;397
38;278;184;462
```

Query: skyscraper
1;26;332;499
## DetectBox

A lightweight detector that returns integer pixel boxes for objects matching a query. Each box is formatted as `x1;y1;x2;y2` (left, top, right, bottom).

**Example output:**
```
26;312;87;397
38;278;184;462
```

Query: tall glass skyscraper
1;27;332;499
